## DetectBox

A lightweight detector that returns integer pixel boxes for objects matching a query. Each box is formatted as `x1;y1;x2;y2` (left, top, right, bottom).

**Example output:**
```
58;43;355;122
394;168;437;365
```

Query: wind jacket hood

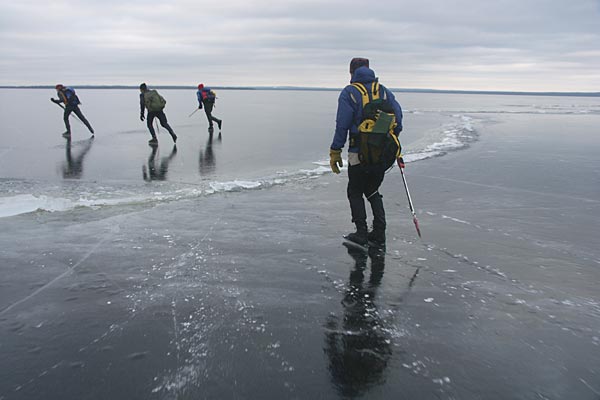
350;66;376;84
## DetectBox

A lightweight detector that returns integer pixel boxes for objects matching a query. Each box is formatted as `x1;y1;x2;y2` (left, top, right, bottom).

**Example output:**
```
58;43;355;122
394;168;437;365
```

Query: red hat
55;84;64;90
349;58;369;74
198;83;204;89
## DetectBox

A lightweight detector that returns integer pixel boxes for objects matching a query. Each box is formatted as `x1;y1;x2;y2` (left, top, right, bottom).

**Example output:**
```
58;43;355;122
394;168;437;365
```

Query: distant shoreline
1;85;599;97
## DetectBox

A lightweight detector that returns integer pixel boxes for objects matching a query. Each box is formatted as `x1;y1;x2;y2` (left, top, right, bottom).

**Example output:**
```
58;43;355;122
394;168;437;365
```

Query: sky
1;0;599;91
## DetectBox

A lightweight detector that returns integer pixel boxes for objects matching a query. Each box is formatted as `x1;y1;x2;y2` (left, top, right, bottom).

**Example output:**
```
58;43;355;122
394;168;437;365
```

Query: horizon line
1;85;599;97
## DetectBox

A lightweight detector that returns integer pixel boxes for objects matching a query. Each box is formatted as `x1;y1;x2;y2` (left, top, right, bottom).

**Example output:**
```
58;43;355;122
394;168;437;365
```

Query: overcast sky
1;0;599;91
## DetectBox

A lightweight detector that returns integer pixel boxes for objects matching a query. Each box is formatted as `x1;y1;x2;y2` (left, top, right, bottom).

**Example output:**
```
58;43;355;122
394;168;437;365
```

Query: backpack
350;81;401;169
63;87;81;106
144;90;167;112
202;89;216;103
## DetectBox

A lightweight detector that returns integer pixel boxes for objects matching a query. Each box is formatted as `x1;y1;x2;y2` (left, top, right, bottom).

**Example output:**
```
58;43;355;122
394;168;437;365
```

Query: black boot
368;192;386;247
345;222;368;247
367;229;386;248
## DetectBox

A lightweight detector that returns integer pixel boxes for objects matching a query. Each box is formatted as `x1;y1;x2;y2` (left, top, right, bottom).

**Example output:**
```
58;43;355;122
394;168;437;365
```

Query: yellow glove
329;149;343;174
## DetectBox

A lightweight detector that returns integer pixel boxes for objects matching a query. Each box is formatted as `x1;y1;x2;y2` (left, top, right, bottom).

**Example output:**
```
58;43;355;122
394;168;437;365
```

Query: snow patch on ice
442;215;471;225
433;377;452;385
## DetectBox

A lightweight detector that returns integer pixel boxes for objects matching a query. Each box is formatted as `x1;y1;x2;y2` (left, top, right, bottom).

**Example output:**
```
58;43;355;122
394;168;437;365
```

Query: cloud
1;0;599;91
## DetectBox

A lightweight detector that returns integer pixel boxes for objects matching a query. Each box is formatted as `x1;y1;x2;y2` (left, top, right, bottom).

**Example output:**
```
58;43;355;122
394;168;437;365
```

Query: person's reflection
324;246;392;398
199;131;221;175
62;137;94;179
143;144;177;181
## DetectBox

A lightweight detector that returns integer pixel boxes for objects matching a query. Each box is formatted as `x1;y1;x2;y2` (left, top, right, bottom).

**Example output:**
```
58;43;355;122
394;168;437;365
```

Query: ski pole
189;108;200;117
397;157;422;238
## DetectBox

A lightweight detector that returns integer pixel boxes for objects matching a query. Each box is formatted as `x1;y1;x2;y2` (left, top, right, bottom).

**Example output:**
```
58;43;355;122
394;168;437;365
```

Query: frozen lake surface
1;89;600;399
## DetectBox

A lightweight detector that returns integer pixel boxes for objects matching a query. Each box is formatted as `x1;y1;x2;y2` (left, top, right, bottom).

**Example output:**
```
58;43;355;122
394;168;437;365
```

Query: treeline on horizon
1;85;599;97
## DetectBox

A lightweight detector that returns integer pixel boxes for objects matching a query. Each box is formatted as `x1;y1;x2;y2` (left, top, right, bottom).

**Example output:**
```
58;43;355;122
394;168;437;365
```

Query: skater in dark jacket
329;58;403;248
197;83;222;131
51;84;94;138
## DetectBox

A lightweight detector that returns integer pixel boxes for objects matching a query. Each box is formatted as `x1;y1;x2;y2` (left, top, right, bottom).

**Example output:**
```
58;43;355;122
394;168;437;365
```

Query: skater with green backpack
139;83;177;145
329;58;403;249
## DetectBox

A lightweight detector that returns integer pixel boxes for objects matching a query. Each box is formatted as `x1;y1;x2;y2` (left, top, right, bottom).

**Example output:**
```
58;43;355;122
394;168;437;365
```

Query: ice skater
196;83;222;132
139;83;177;145
329;58;403;249
51;84;95;138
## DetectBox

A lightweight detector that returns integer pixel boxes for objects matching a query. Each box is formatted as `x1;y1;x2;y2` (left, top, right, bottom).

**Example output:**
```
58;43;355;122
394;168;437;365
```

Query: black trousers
147;110;176;138
64;105;94;134
347;163;386;231
203;102;221;127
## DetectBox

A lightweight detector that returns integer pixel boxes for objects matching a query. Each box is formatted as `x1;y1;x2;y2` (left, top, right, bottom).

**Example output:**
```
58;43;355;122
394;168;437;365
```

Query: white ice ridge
208;180;263;192
407;114;477;161
0;165;332;218
0;191;200;218
0;194;75;218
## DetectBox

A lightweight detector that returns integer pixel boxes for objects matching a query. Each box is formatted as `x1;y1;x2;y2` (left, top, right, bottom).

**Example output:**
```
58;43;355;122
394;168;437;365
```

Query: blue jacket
330;66;403;152
58;87;81;107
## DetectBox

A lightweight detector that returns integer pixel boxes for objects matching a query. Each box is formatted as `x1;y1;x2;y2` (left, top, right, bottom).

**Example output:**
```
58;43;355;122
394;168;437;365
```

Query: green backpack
144;90;167;112
351;81;401;169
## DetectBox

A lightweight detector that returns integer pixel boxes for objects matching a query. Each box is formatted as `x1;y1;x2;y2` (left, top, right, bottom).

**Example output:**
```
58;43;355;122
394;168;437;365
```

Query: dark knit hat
349;58;369;74
139;83;147;90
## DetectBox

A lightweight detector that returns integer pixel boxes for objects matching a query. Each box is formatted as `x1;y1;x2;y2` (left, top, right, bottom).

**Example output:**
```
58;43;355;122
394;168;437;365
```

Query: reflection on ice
324;246;392;397
143;145;178;181
62;137;94;179
199;131;221;176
